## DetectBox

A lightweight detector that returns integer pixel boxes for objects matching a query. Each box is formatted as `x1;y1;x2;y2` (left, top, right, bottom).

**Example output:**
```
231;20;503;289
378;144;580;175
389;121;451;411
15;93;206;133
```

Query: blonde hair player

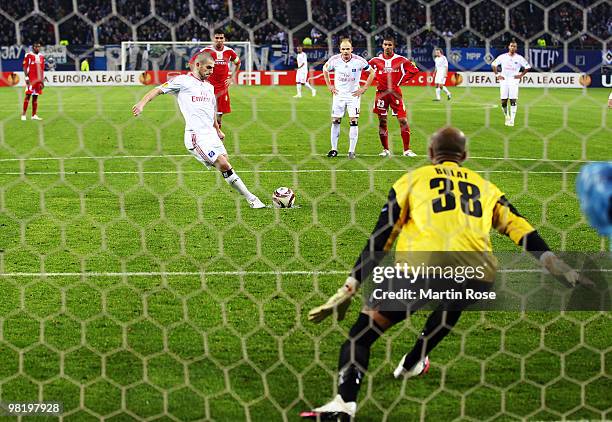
132;53;265;209
323;38;376;159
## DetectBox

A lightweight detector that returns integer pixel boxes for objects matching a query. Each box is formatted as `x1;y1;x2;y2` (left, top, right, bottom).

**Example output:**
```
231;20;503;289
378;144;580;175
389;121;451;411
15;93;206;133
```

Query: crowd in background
0;0;609;50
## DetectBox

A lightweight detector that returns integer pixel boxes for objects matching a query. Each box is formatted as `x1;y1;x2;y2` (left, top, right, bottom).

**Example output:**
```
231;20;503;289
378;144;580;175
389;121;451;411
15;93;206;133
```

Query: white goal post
120;41;253;74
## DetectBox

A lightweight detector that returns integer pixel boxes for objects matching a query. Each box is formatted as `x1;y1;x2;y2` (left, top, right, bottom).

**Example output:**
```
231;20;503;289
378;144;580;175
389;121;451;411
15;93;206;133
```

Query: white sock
349;125;358;153
223;169;254;200
502;106;508;117
510;105;517;122
305;81;314;92
442;86;451;96
331;122;340;150
296;84;302;95
435;87;441;100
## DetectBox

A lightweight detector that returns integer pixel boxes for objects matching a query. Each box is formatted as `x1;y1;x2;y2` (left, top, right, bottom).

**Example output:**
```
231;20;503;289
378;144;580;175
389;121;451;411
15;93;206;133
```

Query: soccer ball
272;187;296;208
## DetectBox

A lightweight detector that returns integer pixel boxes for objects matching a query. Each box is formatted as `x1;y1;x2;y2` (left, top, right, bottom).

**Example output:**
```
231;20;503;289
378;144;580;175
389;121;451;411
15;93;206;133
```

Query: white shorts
296;70;308;84
332;95;361;118
434;73;447;85
184;130;227;166
500;82;519;99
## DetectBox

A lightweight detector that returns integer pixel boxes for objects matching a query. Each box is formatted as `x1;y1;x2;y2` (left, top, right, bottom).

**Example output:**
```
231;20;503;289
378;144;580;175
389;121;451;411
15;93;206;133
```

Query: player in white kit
132;53;265;208
294;45;316;98
491;41;531;127
323;38;375;159
433;48;451;101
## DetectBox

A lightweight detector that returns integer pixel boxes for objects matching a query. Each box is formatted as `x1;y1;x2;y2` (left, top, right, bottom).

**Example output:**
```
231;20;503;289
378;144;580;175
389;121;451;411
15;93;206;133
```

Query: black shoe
327;149;338;157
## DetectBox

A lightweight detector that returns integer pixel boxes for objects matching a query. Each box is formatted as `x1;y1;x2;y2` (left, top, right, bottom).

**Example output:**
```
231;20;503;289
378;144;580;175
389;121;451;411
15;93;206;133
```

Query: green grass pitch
0;85;610;421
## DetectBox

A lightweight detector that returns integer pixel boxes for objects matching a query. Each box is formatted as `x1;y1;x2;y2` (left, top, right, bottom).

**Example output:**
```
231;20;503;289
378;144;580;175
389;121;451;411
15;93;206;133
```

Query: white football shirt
492;53;531;82
297;52;308;73
158;73;217;134
324;53;370;96
434;55;448;75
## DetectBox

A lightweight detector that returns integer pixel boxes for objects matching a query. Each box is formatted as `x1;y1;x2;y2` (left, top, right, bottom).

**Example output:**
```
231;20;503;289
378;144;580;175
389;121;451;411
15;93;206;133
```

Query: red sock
32;96;38;116
379;127;389;149
401;124;411;151
22;98;30;114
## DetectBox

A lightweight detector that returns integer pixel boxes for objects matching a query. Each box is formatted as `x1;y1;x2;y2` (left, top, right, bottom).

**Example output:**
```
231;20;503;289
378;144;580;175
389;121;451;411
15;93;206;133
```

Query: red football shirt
201;46;239;87
23;52;45;82
368;53;418;93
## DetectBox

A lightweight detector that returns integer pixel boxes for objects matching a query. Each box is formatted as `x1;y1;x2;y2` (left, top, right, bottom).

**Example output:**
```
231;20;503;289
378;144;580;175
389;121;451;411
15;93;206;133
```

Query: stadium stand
1;0;609;51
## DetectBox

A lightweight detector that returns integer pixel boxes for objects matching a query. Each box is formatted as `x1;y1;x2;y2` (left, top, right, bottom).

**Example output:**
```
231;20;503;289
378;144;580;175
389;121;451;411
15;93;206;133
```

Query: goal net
0;0;609;420
120;41;253;74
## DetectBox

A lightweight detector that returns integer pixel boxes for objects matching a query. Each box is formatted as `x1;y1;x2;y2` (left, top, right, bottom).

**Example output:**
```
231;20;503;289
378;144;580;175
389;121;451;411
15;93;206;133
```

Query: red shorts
213;85;231;114
373;90;406;118
25;80;44;96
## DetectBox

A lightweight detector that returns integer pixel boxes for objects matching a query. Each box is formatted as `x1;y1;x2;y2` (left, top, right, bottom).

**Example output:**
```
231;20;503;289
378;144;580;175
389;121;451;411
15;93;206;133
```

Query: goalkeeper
301;126;593;420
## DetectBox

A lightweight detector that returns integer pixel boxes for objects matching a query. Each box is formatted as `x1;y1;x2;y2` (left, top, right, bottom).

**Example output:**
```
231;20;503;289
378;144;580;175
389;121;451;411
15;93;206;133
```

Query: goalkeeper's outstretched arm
494;195;593;287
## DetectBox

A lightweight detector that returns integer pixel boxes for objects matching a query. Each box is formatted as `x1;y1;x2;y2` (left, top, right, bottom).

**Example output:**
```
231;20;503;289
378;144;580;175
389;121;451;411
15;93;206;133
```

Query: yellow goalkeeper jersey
387;161;535;253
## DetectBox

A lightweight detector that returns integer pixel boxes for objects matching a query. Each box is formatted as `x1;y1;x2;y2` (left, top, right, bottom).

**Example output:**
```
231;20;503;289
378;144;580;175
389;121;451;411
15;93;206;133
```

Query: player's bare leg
501;99;510;125
22;93;31;120
348;118;358;159
216;113;223;129
328;118;341;157
399;117;416;157
378;115;390;157
214;154;264;208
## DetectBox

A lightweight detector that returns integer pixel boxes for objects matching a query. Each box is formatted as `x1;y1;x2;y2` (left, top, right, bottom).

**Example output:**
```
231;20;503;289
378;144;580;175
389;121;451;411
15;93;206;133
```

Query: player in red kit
22;42;45;121
368;37;419;157
199;31;240;128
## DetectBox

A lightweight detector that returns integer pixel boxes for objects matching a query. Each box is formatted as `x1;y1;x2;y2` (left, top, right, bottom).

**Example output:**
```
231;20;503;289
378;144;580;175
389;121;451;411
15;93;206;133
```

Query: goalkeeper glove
540;251;594;287
308;276;359;323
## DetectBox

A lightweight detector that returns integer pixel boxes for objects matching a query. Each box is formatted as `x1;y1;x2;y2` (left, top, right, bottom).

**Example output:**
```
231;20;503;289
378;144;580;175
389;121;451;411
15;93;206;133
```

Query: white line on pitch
0;169;580;175
0;154;600;163
0;270;347;277
0;154;292;162
468;155;594;162
1;269;608;277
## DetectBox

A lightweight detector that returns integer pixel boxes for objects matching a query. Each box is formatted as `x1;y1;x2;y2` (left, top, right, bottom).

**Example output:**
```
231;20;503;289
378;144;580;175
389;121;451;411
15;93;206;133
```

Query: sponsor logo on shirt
192;95;212;102
382;67;399;73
